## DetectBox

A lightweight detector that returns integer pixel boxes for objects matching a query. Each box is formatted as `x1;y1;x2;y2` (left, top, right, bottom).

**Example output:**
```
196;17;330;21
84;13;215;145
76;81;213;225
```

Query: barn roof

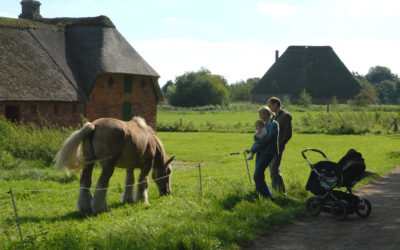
251;46;361;99
0;16;163;102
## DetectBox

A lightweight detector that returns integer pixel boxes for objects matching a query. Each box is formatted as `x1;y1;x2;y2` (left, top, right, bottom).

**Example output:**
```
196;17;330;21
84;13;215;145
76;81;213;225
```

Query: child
247;120;267;160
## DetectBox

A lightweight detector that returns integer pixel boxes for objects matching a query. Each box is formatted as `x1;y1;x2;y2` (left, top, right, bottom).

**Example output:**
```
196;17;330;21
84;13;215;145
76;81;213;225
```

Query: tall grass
0;116;73;167
0;109;399;249
1;124;399;249
294;111;399;134
157;104;400;134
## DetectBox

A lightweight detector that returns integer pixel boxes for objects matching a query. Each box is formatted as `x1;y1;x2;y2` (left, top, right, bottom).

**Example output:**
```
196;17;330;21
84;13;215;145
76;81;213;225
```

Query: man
267;97;292;194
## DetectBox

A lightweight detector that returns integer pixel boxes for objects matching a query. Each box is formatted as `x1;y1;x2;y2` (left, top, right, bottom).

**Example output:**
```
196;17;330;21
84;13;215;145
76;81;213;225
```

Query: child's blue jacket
250;119;279;155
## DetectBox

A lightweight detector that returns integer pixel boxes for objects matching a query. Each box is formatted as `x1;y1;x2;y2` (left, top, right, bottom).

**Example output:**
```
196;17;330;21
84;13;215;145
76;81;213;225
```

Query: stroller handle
301;148;329;162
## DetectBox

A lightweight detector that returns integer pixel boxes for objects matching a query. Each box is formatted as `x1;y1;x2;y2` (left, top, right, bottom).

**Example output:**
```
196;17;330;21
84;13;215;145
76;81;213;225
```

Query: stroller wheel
356;198;371;218
306;197;322;216
331;201;347;220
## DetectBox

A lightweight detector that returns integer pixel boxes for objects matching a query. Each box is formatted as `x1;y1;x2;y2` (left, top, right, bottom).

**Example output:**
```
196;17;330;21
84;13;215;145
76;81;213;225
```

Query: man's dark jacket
275;109;292;150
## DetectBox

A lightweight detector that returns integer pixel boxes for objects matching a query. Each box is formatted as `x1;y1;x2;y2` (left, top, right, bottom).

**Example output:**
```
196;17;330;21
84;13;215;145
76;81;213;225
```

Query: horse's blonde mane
131;116;167;163
131;116;148;130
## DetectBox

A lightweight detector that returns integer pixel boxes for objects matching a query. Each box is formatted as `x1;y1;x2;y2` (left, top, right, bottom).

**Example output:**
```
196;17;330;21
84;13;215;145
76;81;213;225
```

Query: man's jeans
269;147;286;193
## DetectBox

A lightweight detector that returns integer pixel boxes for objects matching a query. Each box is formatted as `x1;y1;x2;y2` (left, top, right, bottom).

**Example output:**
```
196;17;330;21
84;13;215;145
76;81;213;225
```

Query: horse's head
153;156;174;196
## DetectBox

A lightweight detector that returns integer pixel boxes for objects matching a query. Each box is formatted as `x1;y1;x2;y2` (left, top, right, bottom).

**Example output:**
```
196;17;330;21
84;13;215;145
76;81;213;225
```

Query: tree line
161;66;399;107
352;66;400;106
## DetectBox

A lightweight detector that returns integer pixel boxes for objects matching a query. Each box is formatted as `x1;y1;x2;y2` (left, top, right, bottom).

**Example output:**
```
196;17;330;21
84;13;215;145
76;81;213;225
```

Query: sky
1;0;400;86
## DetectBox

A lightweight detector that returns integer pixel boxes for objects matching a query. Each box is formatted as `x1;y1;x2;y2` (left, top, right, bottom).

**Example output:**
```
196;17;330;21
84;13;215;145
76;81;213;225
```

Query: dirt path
244;167;400;250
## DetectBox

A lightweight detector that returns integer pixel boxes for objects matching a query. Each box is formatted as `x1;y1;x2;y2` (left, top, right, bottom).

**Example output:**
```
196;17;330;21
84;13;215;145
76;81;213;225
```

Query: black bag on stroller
306;149;366;195
302;148;372;220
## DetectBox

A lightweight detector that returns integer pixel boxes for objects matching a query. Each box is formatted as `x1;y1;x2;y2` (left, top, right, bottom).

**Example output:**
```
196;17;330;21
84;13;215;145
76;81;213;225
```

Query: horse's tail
54;122;95;175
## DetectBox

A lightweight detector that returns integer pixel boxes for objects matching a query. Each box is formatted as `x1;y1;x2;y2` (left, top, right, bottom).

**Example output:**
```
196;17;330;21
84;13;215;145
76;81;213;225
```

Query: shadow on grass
6;201;129;225
6;211;89;225
220;191;300;210
220;192;258;210
387;151;400;159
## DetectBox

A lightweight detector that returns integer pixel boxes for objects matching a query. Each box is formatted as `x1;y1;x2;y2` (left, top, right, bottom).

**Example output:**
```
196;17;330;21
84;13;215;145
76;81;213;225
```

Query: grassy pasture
1;128;399;249
157;104;400;134
0;105;399;249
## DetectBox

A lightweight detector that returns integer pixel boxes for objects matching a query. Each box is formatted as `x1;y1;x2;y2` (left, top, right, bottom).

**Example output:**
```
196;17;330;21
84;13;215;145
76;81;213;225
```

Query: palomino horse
54;117;174;214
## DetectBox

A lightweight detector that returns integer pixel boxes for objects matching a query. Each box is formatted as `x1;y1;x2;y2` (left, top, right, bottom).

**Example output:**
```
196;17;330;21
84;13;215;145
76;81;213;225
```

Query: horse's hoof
121;199;134;204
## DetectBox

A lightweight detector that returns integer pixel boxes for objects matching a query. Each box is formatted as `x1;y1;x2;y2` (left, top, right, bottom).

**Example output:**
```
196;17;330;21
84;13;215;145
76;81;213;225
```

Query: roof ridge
41;15;115;29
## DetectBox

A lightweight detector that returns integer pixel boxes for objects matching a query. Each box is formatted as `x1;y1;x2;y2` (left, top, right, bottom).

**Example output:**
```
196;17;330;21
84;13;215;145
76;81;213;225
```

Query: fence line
2;152;243;194
3;150;249;243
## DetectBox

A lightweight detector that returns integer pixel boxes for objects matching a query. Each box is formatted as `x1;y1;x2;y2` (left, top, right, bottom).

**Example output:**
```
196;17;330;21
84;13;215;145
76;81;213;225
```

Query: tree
365;66;394;85
353;80;377;106
331;96;338;106
361;66;400;104
161;80;174;102
168;68;229;107
375;80;397;104
229;77;259;102
162;80;173;95
298;89;312;107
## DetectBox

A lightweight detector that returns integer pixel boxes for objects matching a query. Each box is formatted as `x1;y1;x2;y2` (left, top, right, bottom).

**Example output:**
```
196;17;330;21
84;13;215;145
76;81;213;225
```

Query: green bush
0;116;72;167
0;151;19;170
298;89;313;107
294;111;398;135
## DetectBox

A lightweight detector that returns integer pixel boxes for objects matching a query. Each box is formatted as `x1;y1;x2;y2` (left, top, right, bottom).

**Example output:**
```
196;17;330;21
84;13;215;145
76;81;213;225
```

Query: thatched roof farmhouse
251;46;361;104
0;0;163;128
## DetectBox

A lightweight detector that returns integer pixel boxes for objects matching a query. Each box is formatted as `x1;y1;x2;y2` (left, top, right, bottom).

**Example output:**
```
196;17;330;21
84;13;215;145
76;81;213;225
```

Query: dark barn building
251;46;361;104
0;0;163;129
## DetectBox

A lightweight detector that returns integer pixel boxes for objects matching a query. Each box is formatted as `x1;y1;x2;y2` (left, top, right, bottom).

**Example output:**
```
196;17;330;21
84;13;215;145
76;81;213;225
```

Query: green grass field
157;105;400;134
1;129;399;249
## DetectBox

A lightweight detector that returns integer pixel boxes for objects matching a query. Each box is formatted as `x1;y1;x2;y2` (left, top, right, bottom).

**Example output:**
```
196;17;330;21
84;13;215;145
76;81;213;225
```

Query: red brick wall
85;73;157;129
0;74;158;129
0;101;84;127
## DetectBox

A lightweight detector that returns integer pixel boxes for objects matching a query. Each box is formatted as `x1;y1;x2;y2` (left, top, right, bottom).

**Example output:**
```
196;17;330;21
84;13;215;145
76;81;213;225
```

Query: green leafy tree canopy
168;68;229;107
229;77;259;102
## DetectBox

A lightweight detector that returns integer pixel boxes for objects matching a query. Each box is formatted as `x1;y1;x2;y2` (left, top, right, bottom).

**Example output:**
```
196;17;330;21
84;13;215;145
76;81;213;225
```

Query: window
141;79;146;89
108;76;114;87
122;103;131;121
54;105;59;115
124;75;133;93
5;106;20;122
31;105;37;114
72;104;77;114
141;79;148;95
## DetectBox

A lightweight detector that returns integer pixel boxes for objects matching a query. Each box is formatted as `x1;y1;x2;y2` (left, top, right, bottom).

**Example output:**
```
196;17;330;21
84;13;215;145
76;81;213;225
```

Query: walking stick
230;152;252;184
243;151;252;184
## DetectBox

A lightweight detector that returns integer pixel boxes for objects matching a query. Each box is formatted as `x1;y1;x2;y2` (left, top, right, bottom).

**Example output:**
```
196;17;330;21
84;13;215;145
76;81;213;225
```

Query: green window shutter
108;76;114;87
141;79;146;89
124;75;133;93
122;103;131;121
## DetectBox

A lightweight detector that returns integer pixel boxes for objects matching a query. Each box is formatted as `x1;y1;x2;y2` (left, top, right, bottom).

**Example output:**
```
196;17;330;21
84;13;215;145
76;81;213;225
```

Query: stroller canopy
306;149;366;195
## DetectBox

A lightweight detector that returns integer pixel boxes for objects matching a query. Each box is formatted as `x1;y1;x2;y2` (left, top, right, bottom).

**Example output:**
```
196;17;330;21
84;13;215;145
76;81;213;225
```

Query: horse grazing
54;116;174;214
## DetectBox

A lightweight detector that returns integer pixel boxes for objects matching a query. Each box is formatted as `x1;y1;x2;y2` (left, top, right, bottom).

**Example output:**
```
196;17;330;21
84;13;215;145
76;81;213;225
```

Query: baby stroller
302;148;372;220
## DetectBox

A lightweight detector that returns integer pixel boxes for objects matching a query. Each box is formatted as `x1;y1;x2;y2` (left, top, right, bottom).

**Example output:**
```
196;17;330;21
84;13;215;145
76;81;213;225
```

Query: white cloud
131;37;400;87
0;12;17;18
165;17;178;22
256;2;303;17
329;0;400;17
131;39;280;86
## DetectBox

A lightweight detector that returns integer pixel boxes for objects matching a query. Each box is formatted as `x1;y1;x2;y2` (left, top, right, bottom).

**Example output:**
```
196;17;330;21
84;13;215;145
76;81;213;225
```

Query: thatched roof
0;16;163;102
251;46;361;99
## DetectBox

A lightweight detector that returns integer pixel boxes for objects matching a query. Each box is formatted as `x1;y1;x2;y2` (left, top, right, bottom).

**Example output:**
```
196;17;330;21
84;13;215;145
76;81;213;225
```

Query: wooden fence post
198;164;202;201
7;189;23;241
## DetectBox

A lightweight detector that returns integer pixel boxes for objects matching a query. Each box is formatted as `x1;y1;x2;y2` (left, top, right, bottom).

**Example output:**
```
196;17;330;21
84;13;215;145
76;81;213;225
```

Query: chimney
275;50;279;62
19;0;42;20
